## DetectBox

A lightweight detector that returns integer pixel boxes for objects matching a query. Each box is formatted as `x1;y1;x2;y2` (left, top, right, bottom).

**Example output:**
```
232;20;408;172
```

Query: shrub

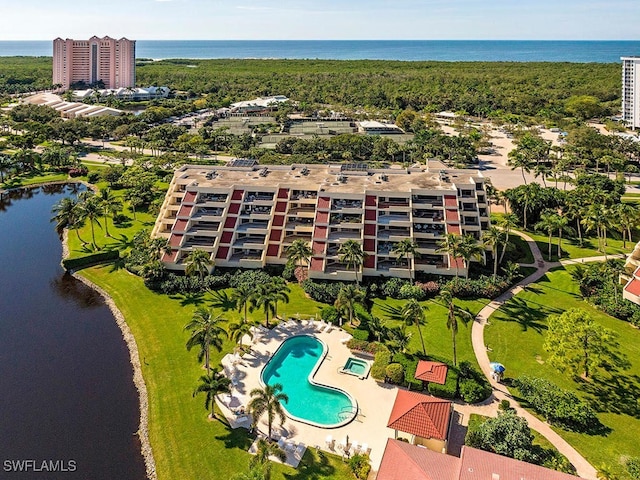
301;279;344;304
352;328;370;341
444;275;511;299
282;260;296;281
380;277;409;298
385;363;405;384
392;352;421;390
499;399;512;411
416;280;440;297
398;283;426;300
428;374;457;399
627;457;640;480
513;375;600;432
348;454;371;480
229;270;271;289
371;347;391;381
68;166;88;177
112;213;130;225
459;378;491;404
87;172;100;184
203;273;231;290
346;339;386;355
320;305;340;325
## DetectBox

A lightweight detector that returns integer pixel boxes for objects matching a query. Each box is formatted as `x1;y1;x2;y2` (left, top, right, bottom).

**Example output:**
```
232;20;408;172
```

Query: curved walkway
468;230;608;480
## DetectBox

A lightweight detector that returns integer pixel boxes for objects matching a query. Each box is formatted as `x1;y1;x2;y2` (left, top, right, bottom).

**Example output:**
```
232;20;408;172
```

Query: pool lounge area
217;319;399;470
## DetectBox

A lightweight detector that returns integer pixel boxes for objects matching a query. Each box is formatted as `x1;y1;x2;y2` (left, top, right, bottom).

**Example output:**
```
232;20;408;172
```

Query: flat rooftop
173;163;484;193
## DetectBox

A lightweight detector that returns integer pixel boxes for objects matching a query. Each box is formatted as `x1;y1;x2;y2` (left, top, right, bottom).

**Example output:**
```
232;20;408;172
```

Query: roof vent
492;475;500;480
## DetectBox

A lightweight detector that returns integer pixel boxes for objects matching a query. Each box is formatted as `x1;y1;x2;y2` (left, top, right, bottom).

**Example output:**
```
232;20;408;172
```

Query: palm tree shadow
497;297;553;333
107;258;127;272
214;428;254;450
376;301;404;321
284;448;337;480
171;291;207;307
209;290;236;312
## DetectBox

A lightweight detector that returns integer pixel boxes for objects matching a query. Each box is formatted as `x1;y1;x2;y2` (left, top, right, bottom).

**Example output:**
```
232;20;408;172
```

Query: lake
0;184;146;479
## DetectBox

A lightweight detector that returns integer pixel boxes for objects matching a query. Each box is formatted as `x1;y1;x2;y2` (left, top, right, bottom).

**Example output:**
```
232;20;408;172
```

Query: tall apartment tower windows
53;36;136;90
622;56;640;130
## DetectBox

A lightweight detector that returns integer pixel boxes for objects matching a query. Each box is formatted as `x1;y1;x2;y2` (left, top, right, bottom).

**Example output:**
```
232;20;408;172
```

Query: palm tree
268;277;290;320
286;239;312;278
439;287;473;366
251;438;286;467
247;383;289;439
614;203;639;248
552;214;574;260
184;308;228;373
185;249;213;279
233;283;254;324
392;238;420;281
334;284;366;326
496;213;518;264
367;316;387;342
535;210;557;261
251;283;277;328
401;299;428;356
97;188;121;238
437;233;463;277
482;226;507;278
77;194;102;248
507;148;532;184
228;320;255;351
192;367;231;420
51;197;87;244
338;239;366;285
458;235;485;280
387;324;411;354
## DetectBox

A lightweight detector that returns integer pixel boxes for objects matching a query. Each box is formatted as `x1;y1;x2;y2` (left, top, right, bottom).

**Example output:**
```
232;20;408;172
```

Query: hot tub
341;357;371;379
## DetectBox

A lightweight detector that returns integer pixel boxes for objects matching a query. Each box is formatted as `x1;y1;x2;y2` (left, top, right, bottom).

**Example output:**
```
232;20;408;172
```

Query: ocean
0;40;638;62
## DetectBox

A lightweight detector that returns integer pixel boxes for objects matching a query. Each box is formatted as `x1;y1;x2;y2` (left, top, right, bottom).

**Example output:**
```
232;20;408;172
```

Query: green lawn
524;230;632;262
370;296;487;368
1;170;70;188
485;267;640;479
81;266;355;480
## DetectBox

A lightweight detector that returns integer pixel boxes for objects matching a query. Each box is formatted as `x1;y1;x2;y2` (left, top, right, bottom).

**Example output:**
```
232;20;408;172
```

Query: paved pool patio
216;320;399;470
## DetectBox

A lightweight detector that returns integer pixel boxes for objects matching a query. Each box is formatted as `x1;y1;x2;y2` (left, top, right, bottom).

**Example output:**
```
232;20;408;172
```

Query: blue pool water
261;335;356;427
344;358;369;376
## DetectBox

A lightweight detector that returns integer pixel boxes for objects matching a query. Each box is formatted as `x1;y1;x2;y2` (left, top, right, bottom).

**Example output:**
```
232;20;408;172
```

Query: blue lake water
0;40;638;62
0;185;146;480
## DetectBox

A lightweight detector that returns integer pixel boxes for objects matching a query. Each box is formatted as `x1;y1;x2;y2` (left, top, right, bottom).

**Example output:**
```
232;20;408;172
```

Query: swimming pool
261;335;357;428
341;357;370;379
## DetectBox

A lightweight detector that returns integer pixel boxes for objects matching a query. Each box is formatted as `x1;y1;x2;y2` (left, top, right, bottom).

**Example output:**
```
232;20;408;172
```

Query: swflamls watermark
3;460;77;473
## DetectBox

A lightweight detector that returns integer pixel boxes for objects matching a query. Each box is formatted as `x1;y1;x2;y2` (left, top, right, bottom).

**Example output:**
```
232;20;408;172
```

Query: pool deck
217;320;399;470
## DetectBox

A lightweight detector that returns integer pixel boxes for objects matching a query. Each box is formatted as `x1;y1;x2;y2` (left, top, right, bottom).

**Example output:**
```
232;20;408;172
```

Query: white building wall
622;57;640;130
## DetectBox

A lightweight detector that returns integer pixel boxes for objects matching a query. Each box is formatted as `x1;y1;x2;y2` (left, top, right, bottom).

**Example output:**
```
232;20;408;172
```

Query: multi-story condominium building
622;56;640;130
152;161;491;280
53;36;136;90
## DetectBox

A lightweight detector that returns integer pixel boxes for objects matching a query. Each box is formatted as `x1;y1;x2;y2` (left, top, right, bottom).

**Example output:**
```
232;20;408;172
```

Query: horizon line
1;38;640;42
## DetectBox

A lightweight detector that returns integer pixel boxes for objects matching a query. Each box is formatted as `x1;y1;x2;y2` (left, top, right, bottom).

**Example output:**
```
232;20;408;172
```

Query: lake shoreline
49;179;157;480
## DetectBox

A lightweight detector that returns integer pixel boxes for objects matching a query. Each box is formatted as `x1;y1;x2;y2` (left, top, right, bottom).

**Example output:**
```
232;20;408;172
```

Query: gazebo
414;360;448;389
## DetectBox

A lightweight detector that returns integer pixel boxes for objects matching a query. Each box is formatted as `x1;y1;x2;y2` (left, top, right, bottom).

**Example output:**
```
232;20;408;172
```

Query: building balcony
182;238;216;250
193;207;224;219
236;221;269;233
328;230;362;241
331;199;363;210
233;236;267;248
412;195;443;206
378;229;411;241
378;214;411;226
282;233;312;245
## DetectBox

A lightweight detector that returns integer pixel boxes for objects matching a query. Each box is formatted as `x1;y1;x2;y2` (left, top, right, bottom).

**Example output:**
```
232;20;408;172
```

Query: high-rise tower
53;36;136;90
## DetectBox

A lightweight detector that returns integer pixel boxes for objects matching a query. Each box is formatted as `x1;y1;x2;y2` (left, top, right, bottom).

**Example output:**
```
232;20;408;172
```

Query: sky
0;0;638;41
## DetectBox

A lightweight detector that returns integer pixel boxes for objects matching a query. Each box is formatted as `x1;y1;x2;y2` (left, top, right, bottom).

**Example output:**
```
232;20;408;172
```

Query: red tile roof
377;440;581;480
377;439;458;480
387;390;452;440
415;361;448;385
458;446;580;480
624;276;640;296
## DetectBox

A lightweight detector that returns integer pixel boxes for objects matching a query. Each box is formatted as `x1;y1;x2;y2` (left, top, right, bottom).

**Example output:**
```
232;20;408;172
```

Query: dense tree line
0;57;621;120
